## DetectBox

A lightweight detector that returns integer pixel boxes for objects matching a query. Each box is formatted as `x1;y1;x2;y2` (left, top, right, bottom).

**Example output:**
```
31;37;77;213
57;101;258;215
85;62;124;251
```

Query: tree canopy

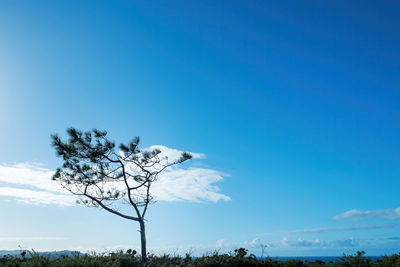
51;127;192;262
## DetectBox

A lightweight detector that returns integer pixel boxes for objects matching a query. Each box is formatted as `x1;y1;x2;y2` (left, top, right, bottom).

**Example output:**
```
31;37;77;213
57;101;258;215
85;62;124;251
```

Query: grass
1;248;399;266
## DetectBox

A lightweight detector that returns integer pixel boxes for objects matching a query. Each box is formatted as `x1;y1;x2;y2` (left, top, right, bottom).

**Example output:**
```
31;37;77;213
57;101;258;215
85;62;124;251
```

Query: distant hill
0;250;80;258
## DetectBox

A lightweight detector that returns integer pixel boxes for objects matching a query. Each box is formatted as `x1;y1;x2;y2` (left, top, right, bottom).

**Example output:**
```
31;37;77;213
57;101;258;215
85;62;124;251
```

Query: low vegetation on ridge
1;248;399;266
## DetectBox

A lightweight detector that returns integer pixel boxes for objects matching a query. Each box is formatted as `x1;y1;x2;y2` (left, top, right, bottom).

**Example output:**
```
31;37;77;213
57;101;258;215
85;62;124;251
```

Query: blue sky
0;0;399;256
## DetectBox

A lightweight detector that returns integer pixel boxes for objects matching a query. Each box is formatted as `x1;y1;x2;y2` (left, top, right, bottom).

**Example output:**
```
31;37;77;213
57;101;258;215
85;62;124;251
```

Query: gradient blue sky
0;1;399;256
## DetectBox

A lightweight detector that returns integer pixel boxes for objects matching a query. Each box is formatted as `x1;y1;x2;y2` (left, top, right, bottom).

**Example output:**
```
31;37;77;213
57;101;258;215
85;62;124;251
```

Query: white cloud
146;145;205;161
0;187;75;206
153;168;231;202
0;163;76;206
0;146;230;206
250;238;260;247
216;239;225;248
0;163;64;193
333;208;400;221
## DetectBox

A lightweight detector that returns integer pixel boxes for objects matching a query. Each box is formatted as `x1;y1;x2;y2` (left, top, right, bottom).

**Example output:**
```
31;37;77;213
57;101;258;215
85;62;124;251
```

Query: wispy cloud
281;237;358;248
281;237;323;248
152;168;230;202
333;238;359;248
0;187;75;206
290;223;400;234
0;146;230;206
215;236;361;251
0;163;64;193
259;222;400;236
0;163;75;206
333;208;400;221
146;145;205;161
215;238;265;250
387;237;400;240
143;146;230;202
0;236;68;241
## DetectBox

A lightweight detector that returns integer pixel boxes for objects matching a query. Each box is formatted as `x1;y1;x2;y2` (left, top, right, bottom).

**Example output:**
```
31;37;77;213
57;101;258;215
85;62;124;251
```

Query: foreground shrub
0;249;399;266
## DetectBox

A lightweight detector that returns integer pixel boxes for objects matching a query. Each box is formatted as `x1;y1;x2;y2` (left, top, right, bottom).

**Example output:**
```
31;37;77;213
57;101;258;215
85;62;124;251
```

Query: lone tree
51;128;192;262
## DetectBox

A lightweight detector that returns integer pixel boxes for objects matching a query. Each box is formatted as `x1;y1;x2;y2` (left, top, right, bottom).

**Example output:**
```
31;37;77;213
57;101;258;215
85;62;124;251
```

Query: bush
0;249;399;266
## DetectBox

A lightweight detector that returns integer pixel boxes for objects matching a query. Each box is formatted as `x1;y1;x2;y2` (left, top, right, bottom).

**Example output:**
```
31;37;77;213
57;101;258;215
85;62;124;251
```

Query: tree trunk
139;220;147;263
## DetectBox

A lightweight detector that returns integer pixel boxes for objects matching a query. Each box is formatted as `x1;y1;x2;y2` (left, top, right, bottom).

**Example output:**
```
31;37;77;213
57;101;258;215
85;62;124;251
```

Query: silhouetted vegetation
1;249;399;266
